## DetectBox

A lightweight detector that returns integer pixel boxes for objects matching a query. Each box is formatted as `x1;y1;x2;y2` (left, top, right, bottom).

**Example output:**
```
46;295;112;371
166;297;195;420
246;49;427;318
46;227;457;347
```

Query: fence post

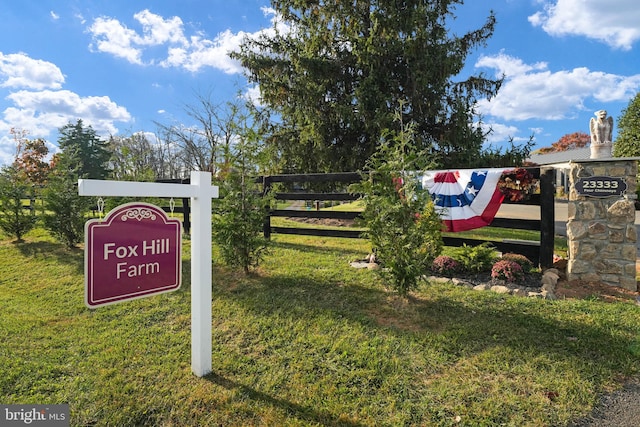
263;176;272;239
539;167;555;269
181;197;191;234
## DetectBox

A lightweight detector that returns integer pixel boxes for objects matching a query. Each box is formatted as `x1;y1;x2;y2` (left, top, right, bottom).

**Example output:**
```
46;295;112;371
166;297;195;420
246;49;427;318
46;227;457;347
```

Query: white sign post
78;171;218;377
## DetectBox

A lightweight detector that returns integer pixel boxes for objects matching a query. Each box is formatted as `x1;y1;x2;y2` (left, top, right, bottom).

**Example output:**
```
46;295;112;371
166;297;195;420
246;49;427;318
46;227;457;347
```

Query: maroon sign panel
85;202;182;308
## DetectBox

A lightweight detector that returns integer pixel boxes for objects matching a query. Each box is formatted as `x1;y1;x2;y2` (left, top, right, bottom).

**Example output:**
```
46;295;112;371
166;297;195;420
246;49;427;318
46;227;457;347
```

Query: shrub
431;255;461;277
491;260;525;283
454;242;498;273
42;156;92;249
352;107;443;296
501;253;534;273
211;109;271;275
212;173;271;274
0;165;38;242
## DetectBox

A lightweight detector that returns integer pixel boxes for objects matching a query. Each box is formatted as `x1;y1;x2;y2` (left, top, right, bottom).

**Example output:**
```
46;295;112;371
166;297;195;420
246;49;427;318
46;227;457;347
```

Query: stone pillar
590;142;613;159
566;159;638;291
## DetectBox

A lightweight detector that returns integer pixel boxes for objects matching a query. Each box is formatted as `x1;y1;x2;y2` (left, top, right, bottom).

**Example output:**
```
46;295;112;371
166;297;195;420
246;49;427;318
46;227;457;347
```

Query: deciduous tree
108;133;157;181
155;93;246;175
534;132;590;154
14;138;50;185
613;92;640;157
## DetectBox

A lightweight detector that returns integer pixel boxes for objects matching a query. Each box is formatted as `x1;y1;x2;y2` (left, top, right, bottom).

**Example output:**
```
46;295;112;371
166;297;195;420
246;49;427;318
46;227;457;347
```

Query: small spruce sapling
42;153;92;249
0;165;37;242
212;113;271;274
352;107;443;296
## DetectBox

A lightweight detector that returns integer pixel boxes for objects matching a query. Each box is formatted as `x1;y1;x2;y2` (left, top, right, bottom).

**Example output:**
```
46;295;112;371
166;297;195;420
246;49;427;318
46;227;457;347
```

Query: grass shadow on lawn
213;255;640;396
210;263;640;424
14;240;84;273
205;372;366;427
3;229;637;425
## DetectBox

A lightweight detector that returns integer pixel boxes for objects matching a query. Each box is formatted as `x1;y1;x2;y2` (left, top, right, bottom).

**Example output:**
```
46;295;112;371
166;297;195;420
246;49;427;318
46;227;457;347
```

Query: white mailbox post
78;171;218;377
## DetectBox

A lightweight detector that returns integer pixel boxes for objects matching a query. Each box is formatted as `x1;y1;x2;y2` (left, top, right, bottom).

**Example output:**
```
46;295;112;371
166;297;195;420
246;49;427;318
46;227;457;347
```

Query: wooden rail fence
261;168;556;268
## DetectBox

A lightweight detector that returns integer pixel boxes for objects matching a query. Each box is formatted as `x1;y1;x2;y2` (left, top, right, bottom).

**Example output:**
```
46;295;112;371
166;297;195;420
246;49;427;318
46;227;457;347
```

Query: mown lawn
1;227;639;426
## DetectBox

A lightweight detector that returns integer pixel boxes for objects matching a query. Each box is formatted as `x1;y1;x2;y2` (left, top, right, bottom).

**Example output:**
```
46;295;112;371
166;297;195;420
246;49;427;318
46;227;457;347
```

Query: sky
1;0;639;167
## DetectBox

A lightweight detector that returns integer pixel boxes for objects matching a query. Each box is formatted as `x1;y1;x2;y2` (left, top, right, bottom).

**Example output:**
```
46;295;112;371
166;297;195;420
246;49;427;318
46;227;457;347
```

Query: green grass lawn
1;227;638;426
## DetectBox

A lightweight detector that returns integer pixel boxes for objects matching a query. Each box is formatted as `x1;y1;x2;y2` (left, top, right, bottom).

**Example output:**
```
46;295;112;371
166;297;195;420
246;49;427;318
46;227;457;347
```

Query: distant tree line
0;98;269;274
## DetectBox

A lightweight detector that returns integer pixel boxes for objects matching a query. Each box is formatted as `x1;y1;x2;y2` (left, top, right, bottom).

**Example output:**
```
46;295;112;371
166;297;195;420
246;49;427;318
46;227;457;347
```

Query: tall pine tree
57;119;111;179
233;0;516;172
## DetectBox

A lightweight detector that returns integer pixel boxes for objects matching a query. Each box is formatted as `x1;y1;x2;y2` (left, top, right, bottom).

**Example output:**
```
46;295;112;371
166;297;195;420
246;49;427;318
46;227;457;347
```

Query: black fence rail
261;168;556;268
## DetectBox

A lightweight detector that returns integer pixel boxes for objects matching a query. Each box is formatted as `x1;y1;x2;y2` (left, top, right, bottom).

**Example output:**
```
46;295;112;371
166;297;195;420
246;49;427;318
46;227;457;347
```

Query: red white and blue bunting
421;168;507;232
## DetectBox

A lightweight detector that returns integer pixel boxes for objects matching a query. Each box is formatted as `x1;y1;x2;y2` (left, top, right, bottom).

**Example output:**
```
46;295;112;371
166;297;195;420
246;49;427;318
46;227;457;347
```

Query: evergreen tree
42;151;92;249
233;0;521;172
0;165;37;242
58;119;111;179
351;108;443;295
211;106;271;274
613;92;640;157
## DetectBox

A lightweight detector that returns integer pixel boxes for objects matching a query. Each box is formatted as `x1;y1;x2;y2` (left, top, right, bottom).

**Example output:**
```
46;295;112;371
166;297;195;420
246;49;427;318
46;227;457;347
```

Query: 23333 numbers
576;176;626;197
581;179;619;189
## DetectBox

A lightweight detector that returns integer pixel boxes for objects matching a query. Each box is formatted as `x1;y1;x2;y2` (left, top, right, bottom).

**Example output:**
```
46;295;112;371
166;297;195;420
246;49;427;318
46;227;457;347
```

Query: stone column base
567;159;638;292
590;143;613;159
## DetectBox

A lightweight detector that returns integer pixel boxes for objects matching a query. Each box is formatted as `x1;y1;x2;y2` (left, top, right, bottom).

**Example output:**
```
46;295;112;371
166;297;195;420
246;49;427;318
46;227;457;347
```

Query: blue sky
1;0;639;167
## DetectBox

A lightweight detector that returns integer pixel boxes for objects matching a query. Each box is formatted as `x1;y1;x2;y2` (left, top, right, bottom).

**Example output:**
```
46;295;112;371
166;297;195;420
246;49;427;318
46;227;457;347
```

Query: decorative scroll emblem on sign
85;202;182;308
575;176;627;198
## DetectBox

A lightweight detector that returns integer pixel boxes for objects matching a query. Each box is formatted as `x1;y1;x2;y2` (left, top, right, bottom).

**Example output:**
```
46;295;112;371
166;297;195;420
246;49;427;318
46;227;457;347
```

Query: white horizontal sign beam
78;179;219;199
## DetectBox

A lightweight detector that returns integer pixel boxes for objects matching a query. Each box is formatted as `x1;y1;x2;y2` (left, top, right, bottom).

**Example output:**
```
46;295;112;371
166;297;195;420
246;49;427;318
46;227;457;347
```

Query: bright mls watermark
1;404;69;426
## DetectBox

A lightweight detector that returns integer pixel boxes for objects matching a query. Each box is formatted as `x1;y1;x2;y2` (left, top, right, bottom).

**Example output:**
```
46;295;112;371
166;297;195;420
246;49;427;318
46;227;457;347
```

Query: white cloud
161;29;245;73
0;20;169;166
4;90;131;137
0;135;16;165
0;52;65;90
481;122;522;144
243;85;263;107
133;9;187;46
0;52;132;159
86;7;287;74
475;52;640;121
529;0;640;50
475;53;547;78
88;17;145;64
50;11;59;21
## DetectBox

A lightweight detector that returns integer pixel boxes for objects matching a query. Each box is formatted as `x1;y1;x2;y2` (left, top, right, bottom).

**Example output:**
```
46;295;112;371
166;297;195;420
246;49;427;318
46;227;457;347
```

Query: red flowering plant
491;260;525;283
497;168;537;202
500;253;533;274
431;255;461;277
